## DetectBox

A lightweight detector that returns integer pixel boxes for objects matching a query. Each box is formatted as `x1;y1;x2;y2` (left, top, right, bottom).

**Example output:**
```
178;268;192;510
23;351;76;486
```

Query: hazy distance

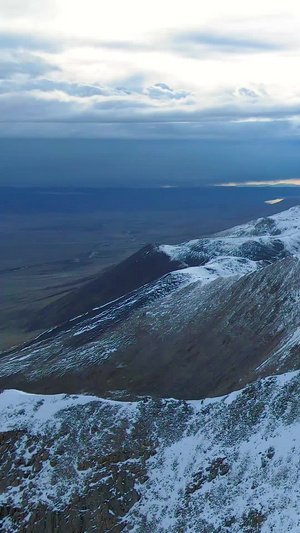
1;138;300;188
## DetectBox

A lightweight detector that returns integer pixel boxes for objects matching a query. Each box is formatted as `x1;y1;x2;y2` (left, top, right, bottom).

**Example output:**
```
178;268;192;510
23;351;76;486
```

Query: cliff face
2;370;300;533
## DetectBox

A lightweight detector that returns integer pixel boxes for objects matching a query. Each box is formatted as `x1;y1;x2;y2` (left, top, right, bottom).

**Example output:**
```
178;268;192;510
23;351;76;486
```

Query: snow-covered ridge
2;207;300;400
0;389;137;433
220;205;300;237
1;367;297;427
2;369;300;532
171;255;258;284
160;205;300;265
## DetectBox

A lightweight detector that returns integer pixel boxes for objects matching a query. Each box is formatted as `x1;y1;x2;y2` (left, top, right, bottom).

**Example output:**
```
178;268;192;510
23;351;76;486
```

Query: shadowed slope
3;207;300;399
27;244;183;331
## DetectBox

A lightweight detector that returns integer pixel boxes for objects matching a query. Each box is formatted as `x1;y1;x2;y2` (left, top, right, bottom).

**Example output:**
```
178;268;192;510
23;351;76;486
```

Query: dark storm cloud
17;99;298;125
0;135;299;189
0;92;76;122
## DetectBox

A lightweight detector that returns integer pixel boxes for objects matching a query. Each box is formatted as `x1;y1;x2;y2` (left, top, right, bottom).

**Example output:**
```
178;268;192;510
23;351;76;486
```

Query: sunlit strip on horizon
215;179;300;187
265;198;284;204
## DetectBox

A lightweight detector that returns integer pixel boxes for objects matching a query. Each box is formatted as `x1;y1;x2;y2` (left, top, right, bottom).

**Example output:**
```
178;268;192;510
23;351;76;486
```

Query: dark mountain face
27;244;183;331
1;257;300;400
2;206;300;401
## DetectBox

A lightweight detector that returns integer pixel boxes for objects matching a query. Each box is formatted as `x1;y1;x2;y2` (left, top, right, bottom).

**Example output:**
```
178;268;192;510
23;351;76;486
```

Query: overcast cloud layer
0;0;300;139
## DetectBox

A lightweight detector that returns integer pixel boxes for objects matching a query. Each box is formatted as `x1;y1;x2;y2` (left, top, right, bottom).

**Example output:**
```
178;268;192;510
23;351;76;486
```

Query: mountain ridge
2;206;300;400
2;369;300;532
27;205;300;333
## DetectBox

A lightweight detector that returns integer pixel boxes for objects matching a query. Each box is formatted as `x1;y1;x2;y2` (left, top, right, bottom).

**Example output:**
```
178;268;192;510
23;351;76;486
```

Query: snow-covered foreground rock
2;370;300;532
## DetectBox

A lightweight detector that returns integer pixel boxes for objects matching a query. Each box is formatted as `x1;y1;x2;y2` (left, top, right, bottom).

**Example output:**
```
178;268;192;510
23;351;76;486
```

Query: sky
1;0;300;188
1;0;300;141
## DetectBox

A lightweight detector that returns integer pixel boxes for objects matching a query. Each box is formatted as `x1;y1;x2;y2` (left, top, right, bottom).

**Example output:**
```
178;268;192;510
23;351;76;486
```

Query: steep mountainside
27;243;183;331
2;257;300;400
2;207;300;399
27;206;300;332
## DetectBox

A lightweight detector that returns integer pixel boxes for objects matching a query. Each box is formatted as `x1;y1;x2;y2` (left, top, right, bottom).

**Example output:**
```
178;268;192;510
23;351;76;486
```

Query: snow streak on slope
2;370;300;532
172;255;258;283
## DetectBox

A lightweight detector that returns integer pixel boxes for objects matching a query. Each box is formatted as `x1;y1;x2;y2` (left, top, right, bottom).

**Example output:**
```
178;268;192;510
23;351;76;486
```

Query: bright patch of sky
218;180;300;187
0;0;300;138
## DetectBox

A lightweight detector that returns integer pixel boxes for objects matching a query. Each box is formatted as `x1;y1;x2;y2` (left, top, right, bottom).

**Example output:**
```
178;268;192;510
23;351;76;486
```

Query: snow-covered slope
160;205;300;264
2;370;300;532
2;206;300;400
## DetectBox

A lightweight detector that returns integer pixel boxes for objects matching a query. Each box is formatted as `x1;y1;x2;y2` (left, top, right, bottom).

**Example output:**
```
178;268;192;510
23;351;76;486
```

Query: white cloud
0;0;53;18
0;0;300;137
146;83;192;101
